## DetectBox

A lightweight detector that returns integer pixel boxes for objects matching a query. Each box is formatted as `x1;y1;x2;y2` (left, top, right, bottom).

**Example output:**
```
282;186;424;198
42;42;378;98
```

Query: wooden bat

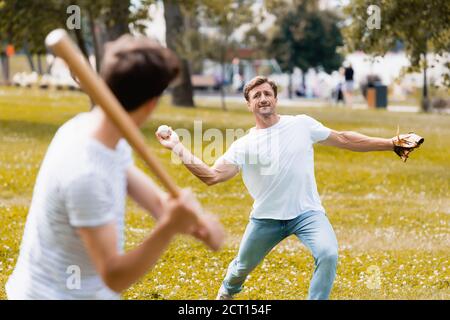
45;29;224;250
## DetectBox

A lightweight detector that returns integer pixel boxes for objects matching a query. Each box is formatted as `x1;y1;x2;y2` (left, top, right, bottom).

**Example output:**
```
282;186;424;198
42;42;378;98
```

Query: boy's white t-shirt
6;113;133;300
218;114;331;220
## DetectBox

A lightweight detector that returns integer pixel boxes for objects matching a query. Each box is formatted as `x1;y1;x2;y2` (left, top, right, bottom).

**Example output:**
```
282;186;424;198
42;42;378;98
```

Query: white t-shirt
6;113;133;300
218;115;331;220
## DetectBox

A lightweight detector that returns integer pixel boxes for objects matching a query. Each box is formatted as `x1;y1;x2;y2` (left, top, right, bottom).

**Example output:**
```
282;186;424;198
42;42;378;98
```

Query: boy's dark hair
100;35;180;112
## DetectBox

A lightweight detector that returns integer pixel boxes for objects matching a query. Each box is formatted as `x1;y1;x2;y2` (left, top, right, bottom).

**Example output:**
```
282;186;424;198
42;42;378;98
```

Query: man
6;35;223;299
343;61;354;107
156;76;422;300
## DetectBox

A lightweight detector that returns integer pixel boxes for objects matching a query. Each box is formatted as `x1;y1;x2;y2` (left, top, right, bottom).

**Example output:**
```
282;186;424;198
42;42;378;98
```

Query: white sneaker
216;285;234;300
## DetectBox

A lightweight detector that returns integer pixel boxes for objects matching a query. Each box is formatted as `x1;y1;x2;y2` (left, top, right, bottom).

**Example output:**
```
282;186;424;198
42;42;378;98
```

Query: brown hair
100;35;180;112
243;76;278;101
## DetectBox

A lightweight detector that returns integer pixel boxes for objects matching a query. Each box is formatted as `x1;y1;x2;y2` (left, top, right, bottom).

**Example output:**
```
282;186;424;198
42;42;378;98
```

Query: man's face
247;82;277;116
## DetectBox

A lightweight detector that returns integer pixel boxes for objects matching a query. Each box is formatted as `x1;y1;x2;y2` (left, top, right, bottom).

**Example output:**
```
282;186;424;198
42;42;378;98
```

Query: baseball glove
391;132;424;162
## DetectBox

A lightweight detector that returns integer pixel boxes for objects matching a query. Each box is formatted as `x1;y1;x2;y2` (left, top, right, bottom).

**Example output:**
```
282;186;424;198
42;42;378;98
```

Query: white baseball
156;125;171;139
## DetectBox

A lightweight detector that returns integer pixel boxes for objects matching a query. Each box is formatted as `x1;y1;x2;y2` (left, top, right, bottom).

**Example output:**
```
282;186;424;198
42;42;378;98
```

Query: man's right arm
156;129;239;186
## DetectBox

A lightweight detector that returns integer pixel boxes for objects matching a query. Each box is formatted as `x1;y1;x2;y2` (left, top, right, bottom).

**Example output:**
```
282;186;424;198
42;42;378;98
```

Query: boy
6;35;222;299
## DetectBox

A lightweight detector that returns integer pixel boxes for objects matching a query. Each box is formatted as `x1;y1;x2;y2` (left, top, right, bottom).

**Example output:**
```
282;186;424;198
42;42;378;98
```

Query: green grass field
0;87;448;299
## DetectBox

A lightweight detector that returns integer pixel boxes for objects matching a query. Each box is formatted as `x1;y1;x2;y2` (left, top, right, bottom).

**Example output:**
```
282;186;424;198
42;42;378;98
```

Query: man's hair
100;35;180;112
243;76;278;102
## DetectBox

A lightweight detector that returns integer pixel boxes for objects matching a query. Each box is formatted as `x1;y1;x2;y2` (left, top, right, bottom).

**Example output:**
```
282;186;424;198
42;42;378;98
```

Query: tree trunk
45;45;55;75
220;62;227;111
36;54;43;75
220;43;227;111
73;28;90;61
421;52;430;112
105;0;130;41
164;0;195;107
2;30;12;84
88;9;102;72
288;71;293;99
23;42;35;72
0;53;10;85
302;70;307;97
172;59;195;107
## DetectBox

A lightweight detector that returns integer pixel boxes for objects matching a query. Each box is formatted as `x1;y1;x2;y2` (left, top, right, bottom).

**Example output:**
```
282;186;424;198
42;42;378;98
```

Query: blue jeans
222;210;338;300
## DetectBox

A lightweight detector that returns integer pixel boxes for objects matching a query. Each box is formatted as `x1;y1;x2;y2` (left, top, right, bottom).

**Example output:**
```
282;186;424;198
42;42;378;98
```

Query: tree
0;0;91;75
103;0;131;41
78;0;137;71
134;0;257;109
159;0;255;109
0;0;62;79
342;0;450;111
243;26;270;60
0;0;148;76
66;0;135;70
163;0;196;107
267;0;343;98
199;0;254;110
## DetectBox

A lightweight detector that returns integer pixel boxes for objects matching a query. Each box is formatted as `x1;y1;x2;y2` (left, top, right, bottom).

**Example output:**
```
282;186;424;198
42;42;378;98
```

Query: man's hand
155;126;180;150
391;132;424;162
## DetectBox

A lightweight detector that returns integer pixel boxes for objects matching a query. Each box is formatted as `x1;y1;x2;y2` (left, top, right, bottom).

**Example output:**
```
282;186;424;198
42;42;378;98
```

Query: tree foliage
153;0;255;108
0;0;146;54
268;0;344;74
0;0;64;54
342;0;450;88
264;0;343;98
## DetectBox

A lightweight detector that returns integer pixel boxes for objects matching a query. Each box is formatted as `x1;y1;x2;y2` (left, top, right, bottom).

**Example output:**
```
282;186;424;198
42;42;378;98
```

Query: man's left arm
127;165;168;220
319;130;394;152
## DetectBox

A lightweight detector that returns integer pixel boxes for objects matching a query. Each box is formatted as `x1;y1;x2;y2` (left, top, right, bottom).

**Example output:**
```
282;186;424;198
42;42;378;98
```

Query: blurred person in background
343;61;354;107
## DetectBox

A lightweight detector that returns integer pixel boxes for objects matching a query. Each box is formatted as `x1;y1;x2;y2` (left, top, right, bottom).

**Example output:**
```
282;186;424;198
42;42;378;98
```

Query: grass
0;86;449;300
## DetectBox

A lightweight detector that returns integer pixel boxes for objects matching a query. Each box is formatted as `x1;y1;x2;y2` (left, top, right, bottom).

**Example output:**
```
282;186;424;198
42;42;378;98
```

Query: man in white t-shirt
157;76;402;300
6;35;223;299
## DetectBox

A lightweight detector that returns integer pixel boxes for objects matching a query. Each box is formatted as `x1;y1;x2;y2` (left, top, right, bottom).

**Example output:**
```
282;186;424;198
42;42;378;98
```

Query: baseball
156;125;171;139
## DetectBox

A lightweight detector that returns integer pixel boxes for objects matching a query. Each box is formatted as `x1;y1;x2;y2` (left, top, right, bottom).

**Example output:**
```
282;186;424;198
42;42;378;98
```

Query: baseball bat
45;29;224;250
